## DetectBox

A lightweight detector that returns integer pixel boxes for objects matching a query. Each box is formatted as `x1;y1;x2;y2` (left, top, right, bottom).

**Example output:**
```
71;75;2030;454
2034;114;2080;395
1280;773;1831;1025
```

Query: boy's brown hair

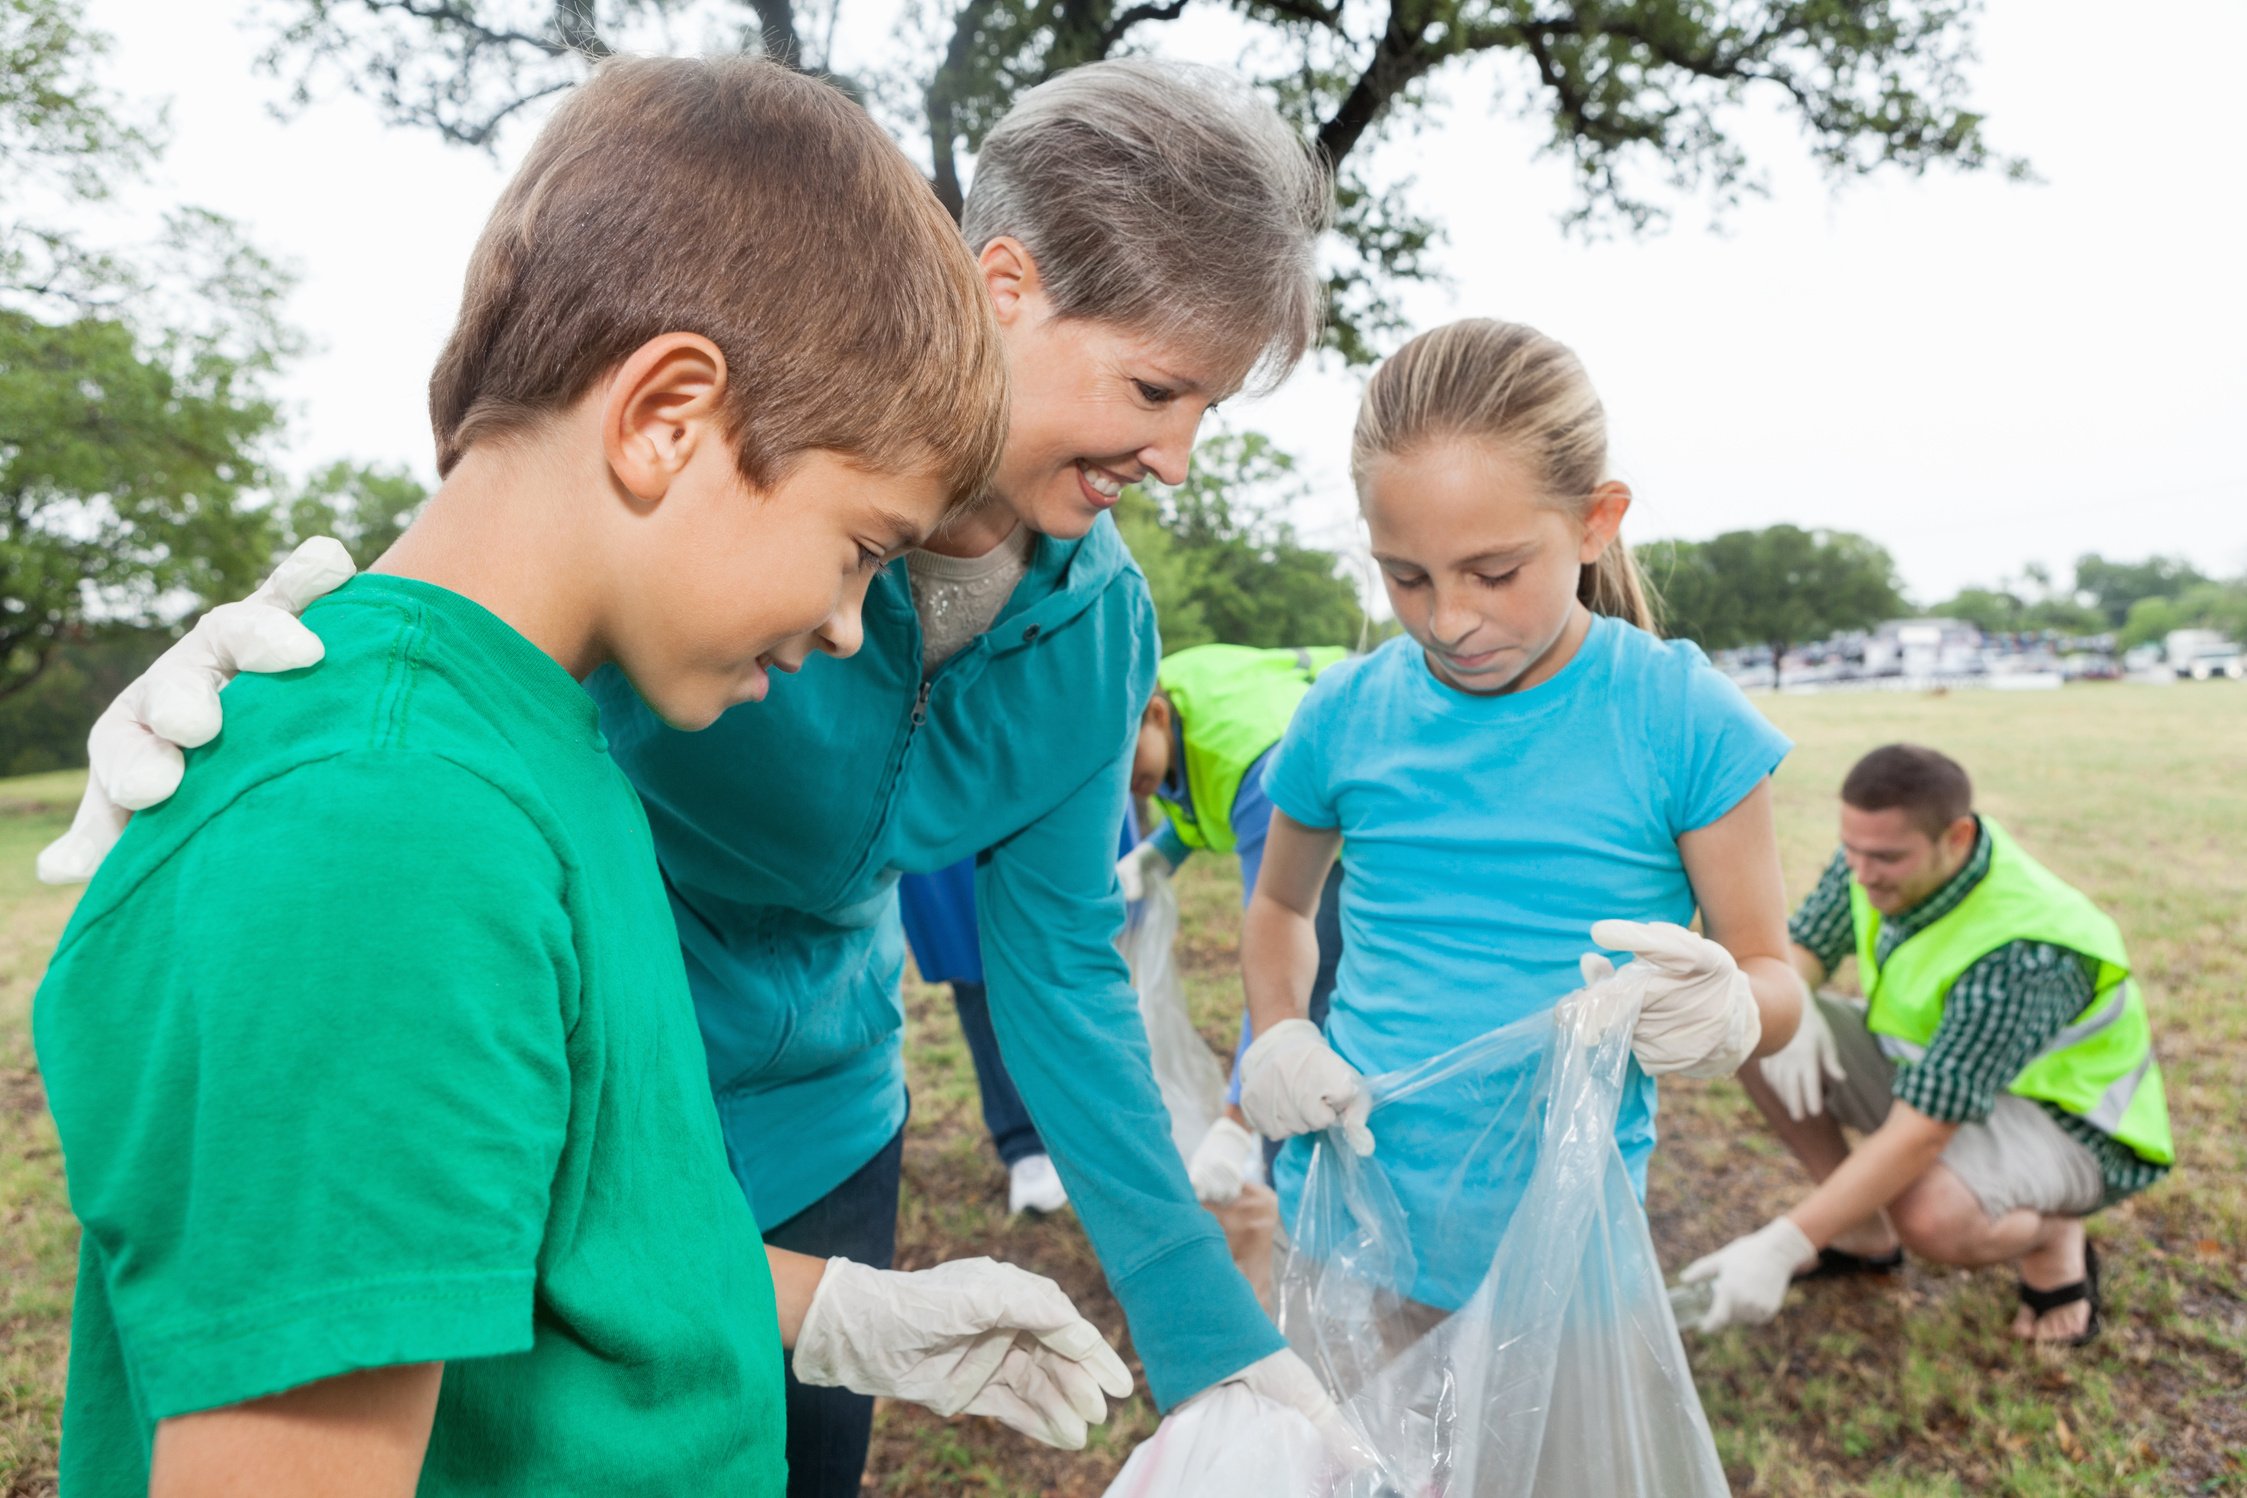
1842;743;1975;838
429;55;1007;509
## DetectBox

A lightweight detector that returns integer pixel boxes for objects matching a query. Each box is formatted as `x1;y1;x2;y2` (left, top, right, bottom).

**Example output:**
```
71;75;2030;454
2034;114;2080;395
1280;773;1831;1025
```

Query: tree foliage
0;626;169;776
1644;523;1905;665
2070;553;2209;632
1;0;303;701
251;0;2027;359
1931;582;2102;637
2115;582;2247;654
1114;431;1365;651
275;460;430;563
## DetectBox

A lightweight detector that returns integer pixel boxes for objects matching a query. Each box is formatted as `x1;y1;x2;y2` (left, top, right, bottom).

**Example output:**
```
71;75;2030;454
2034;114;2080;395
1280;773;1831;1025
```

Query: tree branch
431;77;579;148
351;0;578;57
925;0;1005;220
552;0;612;57
0;636;57;706
1098;0;1191;53
1237;0;1344;31
745;0;804;64
1314;3;1438;170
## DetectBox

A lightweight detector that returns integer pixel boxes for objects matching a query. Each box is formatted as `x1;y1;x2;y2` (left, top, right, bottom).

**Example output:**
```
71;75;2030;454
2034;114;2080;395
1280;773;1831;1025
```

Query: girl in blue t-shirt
1238;317;1807;1309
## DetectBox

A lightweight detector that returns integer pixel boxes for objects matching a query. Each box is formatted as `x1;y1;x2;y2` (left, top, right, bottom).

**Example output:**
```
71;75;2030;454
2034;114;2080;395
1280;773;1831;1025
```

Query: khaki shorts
1815;994;2104;1220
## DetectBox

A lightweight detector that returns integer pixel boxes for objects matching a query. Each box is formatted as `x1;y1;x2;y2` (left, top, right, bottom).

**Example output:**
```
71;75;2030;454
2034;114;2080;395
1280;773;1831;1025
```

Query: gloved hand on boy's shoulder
38;538;356;886
1239;1019;1374;1156
792;1256;1134;1450
1580;919;1761;1079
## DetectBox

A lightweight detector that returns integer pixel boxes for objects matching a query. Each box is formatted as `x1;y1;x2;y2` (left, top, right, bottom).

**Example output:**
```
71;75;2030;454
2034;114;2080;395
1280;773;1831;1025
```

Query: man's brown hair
1842;744;1975;838
429;55;1007;509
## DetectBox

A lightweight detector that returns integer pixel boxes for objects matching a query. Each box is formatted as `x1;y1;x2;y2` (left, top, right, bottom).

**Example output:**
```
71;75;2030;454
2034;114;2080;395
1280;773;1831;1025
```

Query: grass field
2;687;2243;1495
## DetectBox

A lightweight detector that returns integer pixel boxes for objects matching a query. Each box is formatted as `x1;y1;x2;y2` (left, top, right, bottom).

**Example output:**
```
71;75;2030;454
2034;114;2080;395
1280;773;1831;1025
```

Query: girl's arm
1241;810;1342;1039
1677;779;1805;1058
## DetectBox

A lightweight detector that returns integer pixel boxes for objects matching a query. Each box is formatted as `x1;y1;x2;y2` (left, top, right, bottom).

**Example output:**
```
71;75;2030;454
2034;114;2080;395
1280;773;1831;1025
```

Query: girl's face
982;239;1235;540
1361;438;1629;696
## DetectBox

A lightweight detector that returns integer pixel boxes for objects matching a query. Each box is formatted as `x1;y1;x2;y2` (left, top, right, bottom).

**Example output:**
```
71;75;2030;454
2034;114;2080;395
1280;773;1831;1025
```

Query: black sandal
1793;1245;1906;1282
2017;1241;2102;1347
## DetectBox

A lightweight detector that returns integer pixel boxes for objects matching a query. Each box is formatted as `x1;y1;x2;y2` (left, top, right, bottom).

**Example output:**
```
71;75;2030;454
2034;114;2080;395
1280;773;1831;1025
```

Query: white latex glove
1115;839;1174;902
37;538;356;885
1187;1116;1264;1205
792;1256;1133;1450
1215;1348;1373;1470
1679;1217;1814;1333
1584;919;1762;1079
1238;1019;1373;1156
1758;993;1847;1122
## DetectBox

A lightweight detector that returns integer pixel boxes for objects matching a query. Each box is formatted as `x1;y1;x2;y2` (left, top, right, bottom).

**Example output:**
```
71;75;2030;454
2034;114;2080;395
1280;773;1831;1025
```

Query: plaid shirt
1789;821;2168;1205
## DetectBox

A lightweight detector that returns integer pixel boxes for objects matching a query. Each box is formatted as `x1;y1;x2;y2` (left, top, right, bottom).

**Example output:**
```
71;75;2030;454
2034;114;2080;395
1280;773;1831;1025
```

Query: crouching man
1685;744;2173;1344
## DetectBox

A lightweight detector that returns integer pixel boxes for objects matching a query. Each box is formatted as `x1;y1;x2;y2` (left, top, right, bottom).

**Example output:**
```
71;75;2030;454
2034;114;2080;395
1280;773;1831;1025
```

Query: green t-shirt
34;575;785;1495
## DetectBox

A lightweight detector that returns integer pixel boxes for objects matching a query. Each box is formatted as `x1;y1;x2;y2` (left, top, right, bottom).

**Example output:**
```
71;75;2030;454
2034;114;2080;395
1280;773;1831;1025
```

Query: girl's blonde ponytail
1579;542;1660;635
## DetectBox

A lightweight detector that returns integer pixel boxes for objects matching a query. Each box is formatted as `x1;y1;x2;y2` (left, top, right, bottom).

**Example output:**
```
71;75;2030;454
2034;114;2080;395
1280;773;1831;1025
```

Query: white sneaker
1007;1154;1069;1216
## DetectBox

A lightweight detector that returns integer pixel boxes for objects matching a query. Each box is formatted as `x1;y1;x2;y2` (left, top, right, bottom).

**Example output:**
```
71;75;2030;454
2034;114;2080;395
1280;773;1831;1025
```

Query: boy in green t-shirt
34;56;1128;1496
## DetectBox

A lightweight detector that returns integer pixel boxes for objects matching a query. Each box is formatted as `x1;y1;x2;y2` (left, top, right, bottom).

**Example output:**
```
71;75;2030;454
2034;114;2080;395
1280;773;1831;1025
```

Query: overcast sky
85;0;2247;605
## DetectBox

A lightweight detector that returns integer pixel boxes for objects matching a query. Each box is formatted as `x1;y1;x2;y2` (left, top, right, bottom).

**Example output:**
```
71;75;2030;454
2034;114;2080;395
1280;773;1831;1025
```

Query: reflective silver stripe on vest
1876;1032;1926;1064
1879;980;2133;1069
2085;1050;2155;1135
2031;981;2131;1064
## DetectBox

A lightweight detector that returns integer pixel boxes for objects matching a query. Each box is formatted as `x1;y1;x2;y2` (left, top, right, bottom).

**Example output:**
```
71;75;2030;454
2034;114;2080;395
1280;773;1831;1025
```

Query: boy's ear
603;333;729;505
978;237;1044;326
1144;692;1171;734
1579;480;1633;562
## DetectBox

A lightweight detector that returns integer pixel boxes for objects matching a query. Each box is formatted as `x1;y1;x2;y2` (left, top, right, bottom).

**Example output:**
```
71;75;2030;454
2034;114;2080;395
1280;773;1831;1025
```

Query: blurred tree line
1926;554;2247;649
1642;525;2247;668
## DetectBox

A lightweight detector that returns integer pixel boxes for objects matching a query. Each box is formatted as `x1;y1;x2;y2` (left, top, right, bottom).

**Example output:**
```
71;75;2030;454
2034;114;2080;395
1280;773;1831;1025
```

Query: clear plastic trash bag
1119;872;1229;1166
1266;961;1730;1497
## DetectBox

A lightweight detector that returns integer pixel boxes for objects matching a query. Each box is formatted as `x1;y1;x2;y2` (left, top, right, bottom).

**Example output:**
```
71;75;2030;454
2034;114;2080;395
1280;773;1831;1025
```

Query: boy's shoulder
71;577;589;935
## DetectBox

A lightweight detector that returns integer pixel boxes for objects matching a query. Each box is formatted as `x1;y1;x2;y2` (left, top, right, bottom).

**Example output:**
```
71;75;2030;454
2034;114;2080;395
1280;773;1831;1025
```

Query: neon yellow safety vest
1849;819;2174;1165
1154;644;1348;854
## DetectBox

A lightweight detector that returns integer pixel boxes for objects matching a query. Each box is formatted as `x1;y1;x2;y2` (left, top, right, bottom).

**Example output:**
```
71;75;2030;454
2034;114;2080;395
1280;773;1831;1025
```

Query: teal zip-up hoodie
585;516;1282;1408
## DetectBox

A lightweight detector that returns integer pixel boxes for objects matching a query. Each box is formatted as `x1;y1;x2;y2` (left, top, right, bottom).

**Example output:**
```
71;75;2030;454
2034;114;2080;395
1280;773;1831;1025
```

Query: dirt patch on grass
0;1066;46;1125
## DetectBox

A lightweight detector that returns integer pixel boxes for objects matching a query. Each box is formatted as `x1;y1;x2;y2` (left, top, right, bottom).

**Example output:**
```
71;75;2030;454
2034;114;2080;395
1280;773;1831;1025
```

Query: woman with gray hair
47;55;1338;1496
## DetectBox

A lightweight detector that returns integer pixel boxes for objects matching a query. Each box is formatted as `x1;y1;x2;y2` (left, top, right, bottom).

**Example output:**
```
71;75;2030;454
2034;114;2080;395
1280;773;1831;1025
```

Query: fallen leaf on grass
2054;1414;2087;1463
2193;1238;2224;1261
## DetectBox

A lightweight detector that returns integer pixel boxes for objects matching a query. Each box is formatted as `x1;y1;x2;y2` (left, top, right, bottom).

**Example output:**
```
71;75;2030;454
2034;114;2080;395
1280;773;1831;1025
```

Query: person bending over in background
1118;642;1351;1201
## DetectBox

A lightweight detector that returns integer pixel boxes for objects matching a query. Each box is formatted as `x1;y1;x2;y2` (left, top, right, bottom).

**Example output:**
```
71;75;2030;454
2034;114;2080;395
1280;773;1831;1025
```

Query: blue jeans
760;1126;906;1498
951;980;1045;1166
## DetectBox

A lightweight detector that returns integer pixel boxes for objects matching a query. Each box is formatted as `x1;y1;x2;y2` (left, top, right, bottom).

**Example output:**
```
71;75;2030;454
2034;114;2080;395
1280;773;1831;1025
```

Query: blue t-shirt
1263;615;1789;1308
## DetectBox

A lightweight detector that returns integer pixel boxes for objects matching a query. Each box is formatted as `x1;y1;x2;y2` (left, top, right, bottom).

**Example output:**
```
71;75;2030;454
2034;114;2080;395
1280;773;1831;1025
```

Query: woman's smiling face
980;238;1235;539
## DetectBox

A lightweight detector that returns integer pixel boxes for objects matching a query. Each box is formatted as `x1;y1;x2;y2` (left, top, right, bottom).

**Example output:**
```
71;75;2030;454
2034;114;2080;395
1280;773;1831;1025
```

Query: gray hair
962;58;1331;395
